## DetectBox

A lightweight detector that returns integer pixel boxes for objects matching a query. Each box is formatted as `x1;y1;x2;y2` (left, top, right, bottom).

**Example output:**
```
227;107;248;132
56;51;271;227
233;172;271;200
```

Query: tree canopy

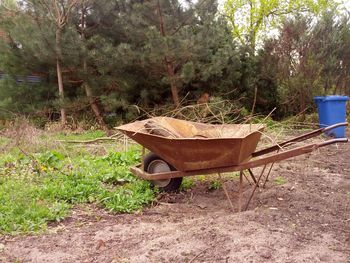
0;0;348;126
224;0;340;50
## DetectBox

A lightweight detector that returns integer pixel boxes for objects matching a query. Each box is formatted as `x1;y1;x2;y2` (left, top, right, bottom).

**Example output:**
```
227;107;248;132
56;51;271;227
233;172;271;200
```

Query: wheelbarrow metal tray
117;117;265;171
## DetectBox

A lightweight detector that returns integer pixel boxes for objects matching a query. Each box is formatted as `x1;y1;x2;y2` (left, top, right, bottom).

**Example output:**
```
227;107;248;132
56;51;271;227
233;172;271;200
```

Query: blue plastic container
314;95;349;138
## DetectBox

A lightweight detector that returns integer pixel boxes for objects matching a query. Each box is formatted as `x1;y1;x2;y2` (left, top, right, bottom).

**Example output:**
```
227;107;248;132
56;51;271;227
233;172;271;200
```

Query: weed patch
208;180;221;190
0;135;156;234
100;180;155;213
180;178;195;191
54;130;107;141
274;176;286;185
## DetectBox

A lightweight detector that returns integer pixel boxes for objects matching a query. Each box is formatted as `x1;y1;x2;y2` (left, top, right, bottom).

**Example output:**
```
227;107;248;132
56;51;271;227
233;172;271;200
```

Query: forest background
0;0;349;129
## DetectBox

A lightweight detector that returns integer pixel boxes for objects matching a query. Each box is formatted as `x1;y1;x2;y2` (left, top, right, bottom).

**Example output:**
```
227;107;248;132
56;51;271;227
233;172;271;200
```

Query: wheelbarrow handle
322;122;349;132
253;122;349;157
318;137;348;147
130;137;348;181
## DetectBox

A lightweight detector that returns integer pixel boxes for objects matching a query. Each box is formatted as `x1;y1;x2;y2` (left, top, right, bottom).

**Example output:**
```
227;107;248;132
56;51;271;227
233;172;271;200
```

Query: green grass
0;113;310;234
208;180;221;190
53;130;107;141
0;133;157;234
180;177;195;191
274;176;287;185
0;136;11;147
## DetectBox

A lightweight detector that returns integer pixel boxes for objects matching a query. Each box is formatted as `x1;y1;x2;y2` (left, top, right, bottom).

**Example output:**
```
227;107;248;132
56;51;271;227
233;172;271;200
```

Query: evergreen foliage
0;0;349;125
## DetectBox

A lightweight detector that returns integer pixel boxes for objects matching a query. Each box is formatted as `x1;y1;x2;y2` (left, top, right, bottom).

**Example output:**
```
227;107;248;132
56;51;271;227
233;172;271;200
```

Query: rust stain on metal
118;118;348;210
118;119;348;180
117;117;265;171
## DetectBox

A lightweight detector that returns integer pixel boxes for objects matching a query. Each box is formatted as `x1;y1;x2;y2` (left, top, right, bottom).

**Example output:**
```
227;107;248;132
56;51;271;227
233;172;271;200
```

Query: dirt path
1;139;350;263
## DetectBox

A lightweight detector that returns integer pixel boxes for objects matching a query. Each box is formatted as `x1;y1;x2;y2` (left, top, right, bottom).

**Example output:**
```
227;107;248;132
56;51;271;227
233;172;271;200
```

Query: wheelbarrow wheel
143;152;183;192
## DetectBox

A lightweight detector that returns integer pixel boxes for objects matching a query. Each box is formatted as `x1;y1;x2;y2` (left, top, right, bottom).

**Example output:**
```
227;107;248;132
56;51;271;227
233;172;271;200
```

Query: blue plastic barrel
314;95;349;138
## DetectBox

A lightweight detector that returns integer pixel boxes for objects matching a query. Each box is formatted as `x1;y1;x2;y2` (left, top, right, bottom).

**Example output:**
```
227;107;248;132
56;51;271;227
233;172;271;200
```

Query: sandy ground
1;134;349;263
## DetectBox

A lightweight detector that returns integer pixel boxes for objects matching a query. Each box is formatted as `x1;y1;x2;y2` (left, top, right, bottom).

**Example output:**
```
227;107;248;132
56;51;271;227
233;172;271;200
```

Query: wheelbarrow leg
141;147;146;170
262;162;275;188
262;149;279;188
218;173;235;213
244;165;267;211
248;169;258;186
238;171;243;212
242;171;252;186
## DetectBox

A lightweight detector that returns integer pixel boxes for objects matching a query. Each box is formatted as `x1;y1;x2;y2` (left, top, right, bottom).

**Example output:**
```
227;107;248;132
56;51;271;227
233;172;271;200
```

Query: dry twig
188;248;206;263
57;134;124;144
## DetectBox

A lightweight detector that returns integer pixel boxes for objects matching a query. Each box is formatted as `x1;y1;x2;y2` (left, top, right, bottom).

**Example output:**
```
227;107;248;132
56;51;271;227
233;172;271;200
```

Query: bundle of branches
136;97;249;125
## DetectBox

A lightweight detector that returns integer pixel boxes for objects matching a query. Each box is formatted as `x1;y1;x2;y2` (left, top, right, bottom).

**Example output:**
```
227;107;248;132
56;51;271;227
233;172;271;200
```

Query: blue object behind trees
0;72;41;84
314;96;349;138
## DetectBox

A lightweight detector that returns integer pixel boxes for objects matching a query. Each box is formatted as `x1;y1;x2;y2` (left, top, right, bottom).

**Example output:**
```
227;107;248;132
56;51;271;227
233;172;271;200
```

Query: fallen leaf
96;239;106;250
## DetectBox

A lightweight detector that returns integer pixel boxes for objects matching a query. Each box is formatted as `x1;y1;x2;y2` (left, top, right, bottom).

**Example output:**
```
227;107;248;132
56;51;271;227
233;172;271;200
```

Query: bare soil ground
1;134;350;263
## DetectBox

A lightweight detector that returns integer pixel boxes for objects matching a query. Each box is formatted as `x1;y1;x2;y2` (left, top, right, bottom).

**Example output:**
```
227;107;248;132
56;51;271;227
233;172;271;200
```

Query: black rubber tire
143;152;183;192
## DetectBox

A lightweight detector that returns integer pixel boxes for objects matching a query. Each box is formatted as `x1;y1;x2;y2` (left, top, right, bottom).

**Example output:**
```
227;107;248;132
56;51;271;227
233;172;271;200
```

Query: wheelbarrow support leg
218;173;235;213
262;149;279;188
141;147;146;171
263;162;275;188
248;169;258;186
245;165;267;211
242;171;252;186
238;171;243;212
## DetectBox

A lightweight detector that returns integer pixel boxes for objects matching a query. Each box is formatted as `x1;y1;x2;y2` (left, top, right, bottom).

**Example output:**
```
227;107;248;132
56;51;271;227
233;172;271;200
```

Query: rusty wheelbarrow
117;117;348;210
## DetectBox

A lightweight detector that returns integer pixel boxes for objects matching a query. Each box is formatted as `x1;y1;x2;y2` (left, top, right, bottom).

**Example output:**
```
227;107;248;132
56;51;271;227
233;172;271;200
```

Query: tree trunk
157;0;180;107
56;29;67;126
83;80;108;130
80;2;108;130
82;50;107;130
164;57;180;106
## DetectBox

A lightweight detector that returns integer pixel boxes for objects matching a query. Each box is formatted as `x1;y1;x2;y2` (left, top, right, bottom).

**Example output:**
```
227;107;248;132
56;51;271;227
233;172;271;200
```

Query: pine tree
30;0;80;126
0;0;82;125
123;0;241;106
78;0;108;130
